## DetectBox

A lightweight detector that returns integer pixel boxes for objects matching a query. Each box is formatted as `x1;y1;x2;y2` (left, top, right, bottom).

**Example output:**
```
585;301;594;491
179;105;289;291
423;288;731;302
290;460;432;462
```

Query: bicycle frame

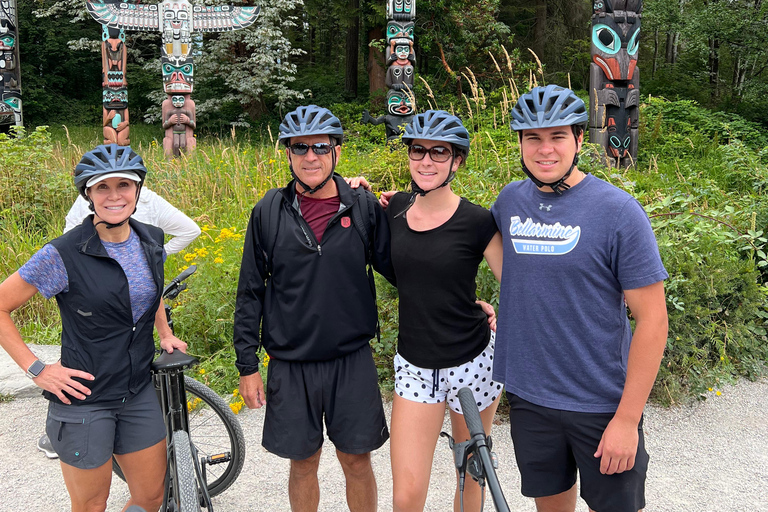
442;387;511;512
153;354;214;511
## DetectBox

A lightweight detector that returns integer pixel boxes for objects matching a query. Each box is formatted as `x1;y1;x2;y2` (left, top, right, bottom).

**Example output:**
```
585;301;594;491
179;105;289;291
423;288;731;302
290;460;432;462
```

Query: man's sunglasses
288;143;334;156
408;144;453;163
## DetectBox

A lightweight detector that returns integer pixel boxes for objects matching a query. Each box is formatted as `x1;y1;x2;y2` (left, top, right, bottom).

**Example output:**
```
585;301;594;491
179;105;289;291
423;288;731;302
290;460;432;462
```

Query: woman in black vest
0;144;186;512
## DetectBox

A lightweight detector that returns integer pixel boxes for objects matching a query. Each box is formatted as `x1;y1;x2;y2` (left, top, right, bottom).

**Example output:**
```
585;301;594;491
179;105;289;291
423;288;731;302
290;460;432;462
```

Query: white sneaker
37;434;59;459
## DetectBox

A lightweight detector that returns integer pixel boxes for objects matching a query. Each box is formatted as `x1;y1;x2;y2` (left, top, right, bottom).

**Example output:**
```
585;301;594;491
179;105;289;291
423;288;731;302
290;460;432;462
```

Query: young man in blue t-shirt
491;85;669;512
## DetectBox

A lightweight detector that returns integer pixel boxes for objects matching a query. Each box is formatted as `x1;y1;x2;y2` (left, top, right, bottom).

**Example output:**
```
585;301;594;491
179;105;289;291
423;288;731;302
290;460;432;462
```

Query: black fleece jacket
234;175;394;374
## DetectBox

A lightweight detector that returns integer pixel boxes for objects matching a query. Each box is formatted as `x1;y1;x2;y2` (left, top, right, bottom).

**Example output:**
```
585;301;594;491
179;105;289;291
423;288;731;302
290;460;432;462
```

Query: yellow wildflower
184;253;195;262
214;257;224;264
199;368;206;375
716;391;722;396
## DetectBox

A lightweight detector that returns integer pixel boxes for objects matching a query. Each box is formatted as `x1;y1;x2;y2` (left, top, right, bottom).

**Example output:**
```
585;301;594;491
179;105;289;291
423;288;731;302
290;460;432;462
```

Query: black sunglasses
289;142;334;156
408;144;453;163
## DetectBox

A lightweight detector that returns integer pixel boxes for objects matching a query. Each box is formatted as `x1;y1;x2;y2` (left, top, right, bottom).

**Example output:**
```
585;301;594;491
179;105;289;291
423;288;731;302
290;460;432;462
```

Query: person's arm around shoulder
64;196;92;233
0;273;95;404
368;190;396;285
142;189;201;254
594;280;668;475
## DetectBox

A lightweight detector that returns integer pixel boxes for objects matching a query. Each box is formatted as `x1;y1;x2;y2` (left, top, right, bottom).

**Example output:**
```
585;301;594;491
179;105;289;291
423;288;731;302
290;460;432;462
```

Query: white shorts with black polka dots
393;332;503;414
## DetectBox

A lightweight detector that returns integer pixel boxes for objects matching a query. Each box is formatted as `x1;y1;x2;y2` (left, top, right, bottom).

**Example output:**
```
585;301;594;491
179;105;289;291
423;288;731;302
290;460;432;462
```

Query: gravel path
1;378;765;511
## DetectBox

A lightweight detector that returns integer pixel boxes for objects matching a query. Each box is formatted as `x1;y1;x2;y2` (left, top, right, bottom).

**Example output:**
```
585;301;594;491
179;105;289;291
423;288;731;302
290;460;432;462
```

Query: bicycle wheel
170;430;202;512
113;377;245;498
184;376;246;497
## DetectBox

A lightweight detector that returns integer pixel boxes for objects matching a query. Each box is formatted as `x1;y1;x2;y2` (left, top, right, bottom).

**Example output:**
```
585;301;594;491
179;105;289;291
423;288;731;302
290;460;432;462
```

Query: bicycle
441;386;511;512
113;265;246;511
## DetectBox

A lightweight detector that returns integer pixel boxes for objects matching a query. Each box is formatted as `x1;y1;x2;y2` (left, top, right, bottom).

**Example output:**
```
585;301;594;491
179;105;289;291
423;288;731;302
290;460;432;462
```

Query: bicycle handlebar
457;387;485;438
163;265;198;299
457;387;511;512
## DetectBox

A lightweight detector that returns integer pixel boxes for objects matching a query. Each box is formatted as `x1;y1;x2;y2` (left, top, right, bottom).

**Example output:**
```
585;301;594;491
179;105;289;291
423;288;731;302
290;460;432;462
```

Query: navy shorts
507;393;648;512
46;381;166;470
262;344;389;460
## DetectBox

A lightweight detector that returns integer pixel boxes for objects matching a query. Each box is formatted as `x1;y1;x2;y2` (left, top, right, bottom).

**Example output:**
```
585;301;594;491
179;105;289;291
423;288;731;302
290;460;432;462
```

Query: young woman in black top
384;111;504;512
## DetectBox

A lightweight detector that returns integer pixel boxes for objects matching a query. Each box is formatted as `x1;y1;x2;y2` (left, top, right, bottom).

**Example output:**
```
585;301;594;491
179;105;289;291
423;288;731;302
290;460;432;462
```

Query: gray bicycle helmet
74;144;147;199
278;105;344;147
510;85;588;132
510;86;587;195
402;110;470;155
394;111;471;218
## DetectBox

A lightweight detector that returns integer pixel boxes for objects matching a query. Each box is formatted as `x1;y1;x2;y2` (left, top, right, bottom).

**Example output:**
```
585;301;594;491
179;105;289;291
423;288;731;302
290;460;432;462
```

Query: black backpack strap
259;188;283;275
350;188;380;344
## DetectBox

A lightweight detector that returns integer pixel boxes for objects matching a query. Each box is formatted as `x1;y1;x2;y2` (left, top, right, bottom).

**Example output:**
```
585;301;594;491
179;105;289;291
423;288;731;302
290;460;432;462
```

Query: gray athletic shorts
45;381;166;469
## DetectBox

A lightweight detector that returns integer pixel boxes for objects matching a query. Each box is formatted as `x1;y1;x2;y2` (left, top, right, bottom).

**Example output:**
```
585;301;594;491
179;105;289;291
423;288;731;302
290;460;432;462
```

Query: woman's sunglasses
408;144;453;163
289;143;334;156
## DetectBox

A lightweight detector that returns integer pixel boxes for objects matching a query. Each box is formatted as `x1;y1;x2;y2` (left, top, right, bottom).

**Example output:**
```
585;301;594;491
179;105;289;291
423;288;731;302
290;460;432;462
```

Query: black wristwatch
26;359;46;379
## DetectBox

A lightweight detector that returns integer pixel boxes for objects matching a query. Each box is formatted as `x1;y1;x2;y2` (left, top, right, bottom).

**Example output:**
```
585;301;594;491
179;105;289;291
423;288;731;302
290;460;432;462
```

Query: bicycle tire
183;376;246;497
113;377;245;498
171;430;203;512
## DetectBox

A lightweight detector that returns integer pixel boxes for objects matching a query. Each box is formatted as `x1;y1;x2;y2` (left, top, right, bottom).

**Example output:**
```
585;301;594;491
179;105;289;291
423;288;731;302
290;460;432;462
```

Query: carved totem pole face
103;88;128;110
103;25;127;89
171;95;186;108
161;0;193;62
0;90;20;123
387;89;414;117
591;4;641;81
162;57;194;94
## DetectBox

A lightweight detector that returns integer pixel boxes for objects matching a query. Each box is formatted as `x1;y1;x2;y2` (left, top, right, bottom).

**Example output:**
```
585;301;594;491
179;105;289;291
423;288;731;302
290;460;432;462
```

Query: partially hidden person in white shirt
64;186;201;254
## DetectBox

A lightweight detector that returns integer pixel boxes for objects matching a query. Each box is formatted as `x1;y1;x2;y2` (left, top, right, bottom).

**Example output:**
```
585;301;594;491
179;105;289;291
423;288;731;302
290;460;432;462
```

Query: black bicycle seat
151;349;200;371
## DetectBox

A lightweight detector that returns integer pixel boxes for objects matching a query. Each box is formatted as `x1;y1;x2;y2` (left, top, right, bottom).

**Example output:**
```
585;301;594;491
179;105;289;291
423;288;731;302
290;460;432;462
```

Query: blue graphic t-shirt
490;174;668;413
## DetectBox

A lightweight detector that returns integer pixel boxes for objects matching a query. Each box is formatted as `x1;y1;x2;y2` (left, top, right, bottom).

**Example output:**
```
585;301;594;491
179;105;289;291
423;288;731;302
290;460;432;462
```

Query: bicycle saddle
151;349;200;371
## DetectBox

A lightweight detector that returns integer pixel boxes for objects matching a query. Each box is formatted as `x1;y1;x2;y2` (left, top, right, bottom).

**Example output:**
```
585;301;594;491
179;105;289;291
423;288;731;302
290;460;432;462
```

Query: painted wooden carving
0;0;22;131
589;0;642;168
87;0;259;156
362;0;415;142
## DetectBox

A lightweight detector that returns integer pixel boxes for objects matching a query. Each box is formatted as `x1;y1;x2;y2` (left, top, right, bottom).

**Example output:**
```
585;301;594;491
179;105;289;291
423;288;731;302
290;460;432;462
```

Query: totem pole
589;0;642;168
0;0;22;132
101;3;130;146
86;0;259;156
361;0;415;142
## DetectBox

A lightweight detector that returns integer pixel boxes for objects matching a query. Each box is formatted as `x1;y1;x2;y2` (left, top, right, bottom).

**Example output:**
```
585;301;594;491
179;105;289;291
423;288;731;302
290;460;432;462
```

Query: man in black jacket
234;105;395;512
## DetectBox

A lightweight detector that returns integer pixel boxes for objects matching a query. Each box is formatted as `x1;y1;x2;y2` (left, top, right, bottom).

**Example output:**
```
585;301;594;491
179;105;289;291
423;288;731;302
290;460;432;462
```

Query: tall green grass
2;71;768;403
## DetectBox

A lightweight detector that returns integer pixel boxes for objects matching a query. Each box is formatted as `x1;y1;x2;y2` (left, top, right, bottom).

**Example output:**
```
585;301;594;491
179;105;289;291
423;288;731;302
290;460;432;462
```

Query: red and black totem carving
101;3;130;146
0;0;22;132
589;0;641;168
361;0;415;143
87;0;259;156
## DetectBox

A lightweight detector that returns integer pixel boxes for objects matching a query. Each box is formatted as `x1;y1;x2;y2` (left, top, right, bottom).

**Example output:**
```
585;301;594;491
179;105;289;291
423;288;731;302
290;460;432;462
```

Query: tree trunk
653;29;659;78
665;32;677;64
344;0;360;97
708;36;719;95
367;27;386;107
533;0;547;61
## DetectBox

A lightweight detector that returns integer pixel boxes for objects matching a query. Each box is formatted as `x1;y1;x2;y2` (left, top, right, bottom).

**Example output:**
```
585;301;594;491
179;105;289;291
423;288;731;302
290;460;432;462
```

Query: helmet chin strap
395;154;457;218
290;148;337;197
521;154;579;196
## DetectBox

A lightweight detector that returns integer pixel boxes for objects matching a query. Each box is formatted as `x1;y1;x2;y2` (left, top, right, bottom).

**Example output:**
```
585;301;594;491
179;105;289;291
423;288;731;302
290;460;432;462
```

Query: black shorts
507;393;648;512
262;344;389;460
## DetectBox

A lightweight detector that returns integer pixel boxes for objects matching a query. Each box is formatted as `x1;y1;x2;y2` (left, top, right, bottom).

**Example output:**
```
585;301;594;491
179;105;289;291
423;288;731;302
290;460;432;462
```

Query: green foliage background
2;88;768;405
